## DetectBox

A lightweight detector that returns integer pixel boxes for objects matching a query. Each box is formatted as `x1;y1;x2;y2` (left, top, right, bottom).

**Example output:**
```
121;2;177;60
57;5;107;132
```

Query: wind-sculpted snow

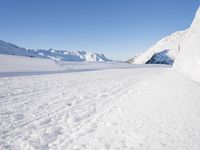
174;7;200;82
0;40;110;62
1;66;200;150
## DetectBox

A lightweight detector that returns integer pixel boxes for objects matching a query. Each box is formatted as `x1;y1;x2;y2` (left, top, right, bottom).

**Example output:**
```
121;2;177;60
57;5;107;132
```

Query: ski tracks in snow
0;68;161;150
1;67;200;150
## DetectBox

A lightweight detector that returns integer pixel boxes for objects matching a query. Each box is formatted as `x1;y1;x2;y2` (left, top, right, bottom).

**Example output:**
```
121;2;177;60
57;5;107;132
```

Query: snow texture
174;7;200;82
0;40;110;62
1;65;200;150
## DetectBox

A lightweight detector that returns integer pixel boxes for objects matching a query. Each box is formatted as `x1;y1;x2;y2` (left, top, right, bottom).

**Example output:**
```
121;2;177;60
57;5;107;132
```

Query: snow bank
173;7;200;82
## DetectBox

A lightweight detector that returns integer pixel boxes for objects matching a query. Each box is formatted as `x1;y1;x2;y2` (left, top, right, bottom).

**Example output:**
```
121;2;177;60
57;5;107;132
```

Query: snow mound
0;40;110;62
174;7;200;82
128;30;188;65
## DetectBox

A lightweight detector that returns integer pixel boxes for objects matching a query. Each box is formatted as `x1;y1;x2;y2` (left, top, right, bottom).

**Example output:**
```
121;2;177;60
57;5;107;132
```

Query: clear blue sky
0;0;199;60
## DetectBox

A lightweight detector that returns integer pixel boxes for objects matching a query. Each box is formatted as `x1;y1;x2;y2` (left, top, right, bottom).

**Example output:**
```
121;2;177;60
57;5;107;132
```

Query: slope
173;7;200;82
128;30;188;65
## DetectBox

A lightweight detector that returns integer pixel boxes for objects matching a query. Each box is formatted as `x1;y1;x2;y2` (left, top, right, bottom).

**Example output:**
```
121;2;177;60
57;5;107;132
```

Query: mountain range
0;40;110;62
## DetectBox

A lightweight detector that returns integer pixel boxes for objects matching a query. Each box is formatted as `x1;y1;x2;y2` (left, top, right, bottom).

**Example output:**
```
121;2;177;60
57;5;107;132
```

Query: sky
0;0;199;60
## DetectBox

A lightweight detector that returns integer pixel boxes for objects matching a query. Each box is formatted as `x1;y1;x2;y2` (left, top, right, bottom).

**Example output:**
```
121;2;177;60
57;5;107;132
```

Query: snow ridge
127;30;188;65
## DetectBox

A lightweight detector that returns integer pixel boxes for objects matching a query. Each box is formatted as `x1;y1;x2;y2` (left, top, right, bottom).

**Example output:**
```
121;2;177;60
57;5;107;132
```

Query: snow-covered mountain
127;29;188;65
0;40;110;62
127;6;200;82
174;6;200;82
126;52;144;64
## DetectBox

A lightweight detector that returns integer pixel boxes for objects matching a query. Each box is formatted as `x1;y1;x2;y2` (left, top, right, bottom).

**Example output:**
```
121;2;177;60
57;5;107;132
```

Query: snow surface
128;30;188;65
174;7;200;82
1;65;200;150
0;54;64;73
0;54;145;77
0;40;110;62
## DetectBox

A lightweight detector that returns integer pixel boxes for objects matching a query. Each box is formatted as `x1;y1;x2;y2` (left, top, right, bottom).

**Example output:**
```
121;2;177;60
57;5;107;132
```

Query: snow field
0;54;64;73
1;66;200;150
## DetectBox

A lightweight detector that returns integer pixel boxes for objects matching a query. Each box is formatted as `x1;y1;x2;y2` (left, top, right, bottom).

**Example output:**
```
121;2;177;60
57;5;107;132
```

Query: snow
0;40;110;62
173;7;200;82
1;65;200;150
128;30;188;65
0;54;143;77
1;6;200;150
0;54;64;73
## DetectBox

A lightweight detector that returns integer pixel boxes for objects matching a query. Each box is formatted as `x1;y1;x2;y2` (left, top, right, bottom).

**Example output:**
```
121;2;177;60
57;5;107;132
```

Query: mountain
174;7;200;82
0;40;110;62
126;52;144;64
127;30;188;65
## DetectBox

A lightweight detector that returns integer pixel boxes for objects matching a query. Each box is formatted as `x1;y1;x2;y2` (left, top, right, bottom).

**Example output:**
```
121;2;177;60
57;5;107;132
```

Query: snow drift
174;7;200;82
127;30;188;65
0;40;110;62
